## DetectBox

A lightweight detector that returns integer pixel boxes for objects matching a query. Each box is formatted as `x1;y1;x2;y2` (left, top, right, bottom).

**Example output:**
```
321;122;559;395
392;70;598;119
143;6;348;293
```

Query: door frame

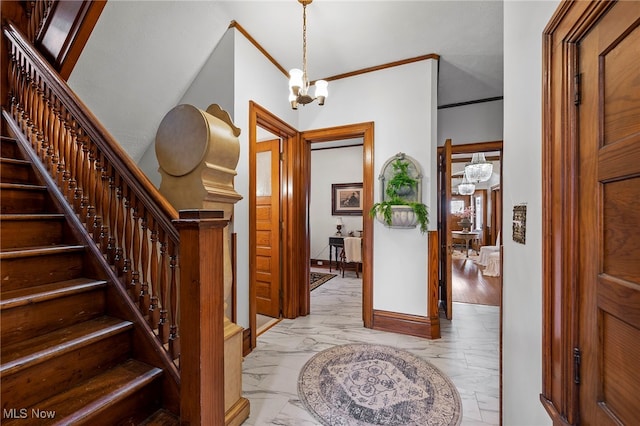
249;102;298;350
249;103;375;349
437;139;504;320
300;122;375;328
540;1;627;423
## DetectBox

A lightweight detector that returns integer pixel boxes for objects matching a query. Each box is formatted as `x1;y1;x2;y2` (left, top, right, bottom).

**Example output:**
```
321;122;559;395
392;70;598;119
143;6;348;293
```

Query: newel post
174;210;228;425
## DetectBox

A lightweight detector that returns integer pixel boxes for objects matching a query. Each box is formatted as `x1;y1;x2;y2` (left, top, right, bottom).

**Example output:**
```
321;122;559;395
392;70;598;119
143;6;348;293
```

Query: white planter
376;205;419;229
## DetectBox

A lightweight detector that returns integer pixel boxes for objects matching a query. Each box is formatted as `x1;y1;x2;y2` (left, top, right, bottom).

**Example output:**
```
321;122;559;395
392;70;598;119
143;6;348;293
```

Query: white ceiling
217;1;504;106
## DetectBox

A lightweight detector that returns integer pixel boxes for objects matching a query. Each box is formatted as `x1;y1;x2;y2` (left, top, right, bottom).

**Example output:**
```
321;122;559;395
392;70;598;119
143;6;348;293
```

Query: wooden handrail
4;19;184;363
4;21;179;235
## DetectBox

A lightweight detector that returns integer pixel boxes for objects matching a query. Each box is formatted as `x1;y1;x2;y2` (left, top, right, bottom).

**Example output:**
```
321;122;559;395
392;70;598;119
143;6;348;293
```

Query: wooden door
578;3;640;423
438;139;453;320
255;139;281;318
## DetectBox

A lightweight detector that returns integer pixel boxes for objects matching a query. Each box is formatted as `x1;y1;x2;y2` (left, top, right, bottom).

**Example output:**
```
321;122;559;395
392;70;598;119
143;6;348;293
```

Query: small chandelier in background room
289;0;328;109
457;175;476;195
464;153;493;183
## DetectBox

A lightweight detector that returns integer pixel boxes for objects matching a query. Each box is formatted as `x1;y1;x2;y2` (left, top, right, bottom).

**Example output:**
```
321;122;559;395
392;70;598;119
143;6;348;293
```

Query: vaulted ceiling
217;1;503;107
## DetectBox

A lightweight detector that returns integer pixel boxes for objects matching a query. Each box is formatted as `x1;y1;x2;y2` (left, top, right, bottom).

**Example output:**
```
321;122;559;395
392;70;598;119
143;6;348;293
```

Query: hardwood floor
452;255;501;306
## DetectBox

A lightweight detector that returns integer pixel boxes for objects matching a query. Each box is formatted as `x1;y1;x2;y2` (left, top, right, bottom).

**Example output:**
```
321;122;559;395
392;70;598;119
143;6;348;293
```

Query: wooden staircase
0;136;179;425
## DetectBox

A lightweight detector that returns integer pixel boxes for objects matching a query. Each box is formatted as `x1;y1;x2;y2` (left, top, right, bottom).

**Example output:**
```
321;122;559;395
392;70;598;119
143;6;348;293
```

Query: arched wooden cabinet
542;1;640;424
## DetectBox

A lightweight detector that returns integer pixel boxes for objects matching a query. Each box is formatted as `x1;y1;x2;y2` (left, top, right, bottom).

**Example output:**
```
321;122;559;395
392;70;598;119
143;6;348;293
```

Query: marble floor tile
242;268;500;425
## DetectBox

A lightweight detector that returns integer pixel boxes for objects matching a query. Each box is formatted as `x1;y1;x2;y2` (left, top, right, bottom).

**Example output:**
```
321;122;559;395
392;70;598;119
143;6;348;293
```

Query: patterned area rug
298;344;462;426
310;272;337;291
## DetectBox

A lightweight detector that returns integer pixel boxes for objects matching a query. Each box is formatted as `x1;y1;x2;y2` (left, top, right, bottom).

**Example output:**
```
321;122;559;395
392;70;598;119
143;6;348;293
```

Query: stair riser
0;162;35;184
0;219;64;249
1;253;84;291
1;332;132;411
0;140;22;160
1;291;106;347
69;383;161;426
0;188;48;214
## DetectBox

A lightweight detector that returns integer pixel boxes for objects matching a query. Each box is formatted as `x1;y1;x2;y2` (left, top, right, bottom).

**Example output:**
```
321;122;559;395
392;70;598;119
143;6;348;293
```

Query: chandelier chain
302;2;307;81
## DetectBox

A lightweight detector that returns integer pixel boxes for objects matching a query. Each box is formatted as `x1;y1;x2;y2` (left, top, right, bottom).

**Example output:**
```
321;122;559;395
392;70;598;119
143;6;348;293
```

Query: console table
328;236;344;272
452;231;480;258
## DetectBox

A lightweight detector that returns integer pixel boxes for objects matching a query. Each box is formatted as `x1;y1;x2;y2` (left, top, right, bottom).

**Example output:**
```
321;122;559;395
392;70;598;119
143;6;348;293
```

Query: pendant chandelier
289;0;328;109
464;153;493;183
457;175;476;195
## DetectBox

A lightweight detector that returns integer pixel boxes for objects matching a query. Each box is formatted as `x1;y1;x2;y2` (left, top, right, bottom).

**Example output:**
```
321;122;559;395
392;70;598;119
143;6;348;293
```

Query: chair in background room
340;237;362;278
478;230;501;266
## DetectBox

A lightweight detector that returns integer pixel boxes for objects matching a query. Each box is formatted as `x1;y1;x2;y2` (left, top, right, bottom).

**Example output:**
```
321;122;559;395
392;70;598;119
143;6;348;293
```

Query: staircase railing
4;15;228;422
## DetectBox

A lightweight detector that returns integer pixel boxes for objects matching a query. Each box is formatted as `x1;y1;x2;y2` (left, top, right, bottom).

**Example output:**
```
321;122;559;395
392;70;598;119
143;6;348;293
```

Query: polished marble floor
242;269;500;425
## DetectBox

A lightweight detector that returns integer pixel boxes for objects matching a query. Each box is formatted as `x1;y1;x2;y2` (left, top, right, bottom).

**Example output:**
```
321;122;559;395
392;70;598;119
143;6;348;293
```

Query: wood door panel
598;138;640;181
602;16;640;146
603;179;640;281
577;3;640;424
601;313;640;423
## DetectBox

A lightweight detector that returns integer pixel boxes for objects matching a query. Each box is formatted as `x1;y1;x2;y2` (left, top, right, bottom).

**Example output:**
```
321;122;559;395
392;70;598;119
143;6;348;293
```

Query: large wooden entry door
578;3;640;423
255;139;281;318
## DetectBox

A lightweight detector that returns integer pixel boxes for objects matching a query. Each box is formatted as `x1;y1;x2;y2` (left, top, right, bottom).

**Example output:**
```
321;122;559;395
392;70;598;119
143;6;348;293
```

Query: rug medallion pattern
298;343;462;425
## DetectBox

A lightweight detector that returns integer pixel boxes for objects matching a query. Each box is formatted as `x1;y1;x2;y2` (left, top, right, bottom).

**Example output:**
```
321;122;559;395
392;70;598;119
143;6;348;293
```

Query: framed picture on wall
332;183;363;215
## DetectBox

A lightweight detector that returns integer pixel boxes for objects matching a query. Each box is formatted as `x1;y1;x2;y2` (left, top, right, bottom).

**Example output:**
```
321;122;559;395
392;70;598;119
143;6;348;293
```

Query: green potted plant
370;157;429;233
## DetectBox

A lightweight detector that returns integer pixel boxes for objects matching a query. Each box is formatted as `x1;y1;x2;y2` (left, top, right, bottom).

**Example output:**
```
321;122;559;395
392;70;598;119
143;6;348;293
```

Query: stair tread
1;316;133;376
3;359;163;426
139;409;180;425
0;213;65;221
0;157;30;165
0;277;107;310
0;244;85;259
0;182;46;190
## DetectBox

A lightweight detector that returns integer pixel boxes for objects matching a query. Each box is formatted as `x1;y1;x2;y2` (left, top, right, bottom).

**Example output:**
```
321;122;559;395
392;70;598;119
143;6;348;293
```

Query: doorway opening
248;102;375;351
438;140;503;319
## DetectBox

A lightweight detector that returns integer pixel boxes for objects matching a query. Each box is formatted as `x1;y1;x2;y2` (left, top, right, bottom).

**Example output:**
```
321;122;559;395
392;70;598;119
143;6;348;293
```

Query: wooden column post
174;210;227;425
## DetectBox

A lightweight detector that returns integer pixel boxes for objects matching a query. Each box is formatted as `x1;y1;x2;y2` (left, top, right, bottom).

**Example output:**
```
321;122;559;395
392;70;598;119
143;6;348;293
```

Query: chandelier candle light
457;174;475;195
289;0;328;109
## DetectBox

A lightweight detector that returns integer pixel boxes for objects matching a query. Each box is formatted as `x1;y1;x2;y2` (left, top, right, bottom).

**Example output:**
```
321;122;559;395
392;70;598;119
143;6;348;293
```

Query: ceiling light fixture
289;0;328;109
464;153;493;183
457;175;476;195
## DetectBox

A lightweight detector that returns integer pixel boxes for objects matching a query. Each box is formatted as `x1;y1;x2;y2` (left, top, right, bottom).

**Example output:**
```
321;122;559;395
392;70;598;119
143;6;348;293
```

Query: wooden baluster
157;230;169;344
23;64;34;140
78;130;90;219
70;123;82;212
33;75;47;166
8;47;18;116
52;98;65;189
130;196;141;302
91;149;103;244
60;106;72;200
139;210;151;314
122;187;133;292
168;238;180;361
148;219;160;330
114;176;125;274
101;158;113;257
86;144;97;236
107;167;117;265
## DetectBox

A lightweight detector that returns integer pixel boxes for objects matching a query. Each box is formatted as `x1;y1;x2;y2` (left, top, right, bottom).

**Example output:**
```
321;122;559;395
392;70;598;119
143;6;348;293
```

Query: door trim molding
249;101;298;350
300;122;375;328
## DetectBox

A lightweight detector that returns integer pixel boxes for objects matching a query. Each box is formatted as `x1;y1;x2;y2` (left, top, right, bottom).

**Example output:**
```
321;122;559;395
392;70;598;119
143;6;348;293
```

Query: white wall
232;31;298;329
298;60;438;317
68;1;230;162
503;1;558;425
138;29;236;188
310;146;364;261
438;100;503;146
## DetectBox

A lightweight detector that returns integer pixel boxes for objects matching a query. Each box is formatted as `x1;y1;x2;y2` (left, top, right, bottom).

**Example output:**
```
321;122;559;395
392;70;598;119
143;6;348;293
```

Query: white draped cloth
343;237;362;263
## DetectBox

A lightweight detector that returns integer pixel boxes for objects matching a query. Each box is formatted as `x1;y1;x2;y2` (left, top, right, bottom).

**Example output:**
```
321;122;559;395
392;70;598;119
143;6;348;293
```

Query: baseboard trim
372;309;440;339
242;328;251;356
